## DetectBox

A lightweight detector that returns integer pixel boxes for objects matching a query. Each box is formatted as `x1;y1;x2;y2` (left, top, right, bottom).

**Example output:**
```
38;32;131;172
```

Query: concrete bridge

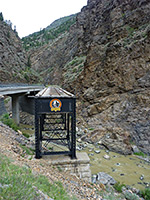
0;84;44;124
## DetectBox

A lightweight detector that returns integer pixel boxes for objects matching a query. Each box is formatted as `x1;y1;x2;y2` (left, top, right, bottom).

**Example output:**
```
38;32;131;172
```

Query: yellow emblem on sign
50;99;62;112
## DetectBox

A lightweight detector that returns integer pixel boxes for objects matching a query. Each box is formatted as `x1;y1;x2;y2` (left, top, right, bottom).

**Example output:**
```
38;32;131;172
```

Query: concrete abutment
44;152;91;182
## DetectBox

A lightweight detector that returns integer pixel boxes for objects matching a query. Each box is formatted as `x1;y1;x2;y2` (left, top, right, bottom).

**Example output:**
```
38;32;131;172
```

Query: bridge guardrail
0;84;44;96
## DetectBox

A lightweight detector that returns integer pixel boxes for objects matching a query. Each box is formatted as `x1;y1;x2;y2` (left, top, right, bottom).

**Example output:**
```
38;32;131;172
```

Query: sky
0;0;87;38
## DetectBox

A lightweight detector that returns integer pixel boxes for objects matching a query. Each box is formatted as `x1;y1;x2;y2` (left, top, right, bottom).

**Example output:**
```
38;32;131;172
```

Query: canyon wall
74;0;150;154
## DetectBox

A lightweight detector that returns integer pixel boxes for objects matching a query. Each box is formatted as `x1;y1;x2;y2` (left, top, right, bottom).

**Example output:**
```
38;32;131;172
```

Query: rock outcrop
0;20;40;83
27;17;86;87
74;0;150;154
25;0;150;154
29;26;79;85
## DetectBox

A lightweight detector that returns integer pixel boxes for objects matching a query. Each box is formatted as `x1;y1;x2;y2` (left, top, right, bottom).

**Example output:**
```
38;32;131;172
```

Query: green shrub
140;188;150;200
126;26;135;36
23;72;30;81
63;56;86;84
124;191;139;200
73;68;77;73
4;97;11;104
113;182;126;193
0;113;19;131
78;64;84;69
22;132;30;138
7;31;10;38
134;151;146;157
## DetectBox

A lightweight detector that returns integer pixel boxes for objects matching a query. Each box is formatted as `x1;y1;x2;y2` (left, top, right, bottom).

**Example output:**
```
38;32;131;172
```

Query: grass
113;182;126;193
140;188;150;200
98;185;124;200
113;182;150;200
0;153;76;200
0;113;19;131
19;144;35;156
22;132;30;138
134;151;146;157
88;127;95;131
0;115;33;139
19;124;34;138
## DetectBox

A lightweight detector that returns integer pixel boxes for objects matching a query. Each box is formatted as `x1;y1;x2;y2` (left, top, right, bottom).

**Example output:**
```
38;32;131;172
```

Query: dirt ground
0;122;104;200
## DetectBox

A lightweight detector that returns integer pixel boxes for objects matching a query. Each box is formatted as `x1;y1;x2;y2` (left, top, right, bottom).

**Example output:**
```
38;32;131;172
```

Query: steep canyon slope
23;14;79;85
0;19;40;83
25;0;150;154
74;0;150;154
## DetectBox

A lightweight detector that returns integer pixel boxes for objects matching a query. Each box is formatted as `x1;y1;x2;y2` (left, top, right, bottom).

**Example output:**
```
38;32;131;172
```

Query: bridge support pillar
12;94;20;125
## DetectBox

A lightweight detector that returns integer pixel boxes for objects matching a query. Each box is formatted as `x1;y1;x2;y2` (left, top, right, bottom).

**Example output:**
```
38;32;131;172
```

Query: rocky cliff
0;20;40;83
25;0;150;154
28;27;79;85
74;0;150;154
25;15;80;86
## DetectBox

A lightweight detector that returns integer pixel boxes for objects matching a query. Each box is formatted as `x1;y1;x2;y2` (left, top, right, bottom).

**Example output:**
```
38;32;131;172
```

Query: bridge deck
0;84;44;124
0;84;44;96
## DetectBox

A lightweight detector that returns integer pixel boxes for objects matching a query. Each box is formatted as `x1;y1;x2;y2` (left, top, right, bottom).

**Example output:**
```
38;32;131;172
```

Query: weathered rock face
0;20;26;82
29;24;80;86
0;20;39;83
74;0;150;154
27;0;150;154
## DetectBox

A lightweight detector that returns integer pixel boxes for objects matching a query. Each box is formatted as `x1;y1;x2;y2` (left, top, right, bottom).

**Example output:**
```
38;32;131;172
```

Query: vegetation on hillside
0;113;19;132
22;14;77;51
63;56;86;85
46;14;76;30
0;153;76;200
10;65;43;83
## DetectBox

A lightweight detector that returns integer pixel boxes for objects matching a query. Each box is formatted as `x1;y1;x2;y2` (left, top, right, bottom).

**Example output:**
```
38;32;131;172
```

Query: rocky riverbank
17;119;150;191
75;126;150;190
1;121;150;199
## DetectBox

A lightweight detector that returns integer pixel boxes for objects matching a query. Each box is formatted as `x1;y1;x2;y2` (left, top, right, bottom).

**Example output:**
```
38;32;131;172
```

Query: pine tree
0;12;4;21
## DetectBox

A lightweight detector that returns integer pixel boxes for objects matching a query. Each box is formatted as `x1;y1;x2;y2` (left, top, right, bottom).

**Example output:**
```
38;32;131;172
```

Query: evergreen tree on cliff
0;12;4;21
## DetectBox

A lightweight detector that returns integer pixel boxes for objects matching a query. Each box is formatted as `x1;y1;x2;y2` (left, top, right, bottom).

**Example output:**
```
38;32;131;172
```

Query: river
20;124;150;190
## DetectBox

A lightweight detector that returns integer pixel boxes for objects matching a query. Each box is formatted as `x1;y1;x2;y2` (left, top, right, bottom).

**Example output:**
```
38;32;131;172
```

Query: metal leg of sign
35;99;41;159
64;113;67;130
71;99;76;159
71;119;76;157
67;113;70;150
40;114;44;153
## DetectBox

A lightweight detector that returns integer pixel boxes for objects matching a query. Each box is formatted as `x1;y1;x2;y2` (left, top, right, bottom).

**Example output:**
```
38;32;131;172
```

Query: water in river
20;124;150;190
79;143;150;190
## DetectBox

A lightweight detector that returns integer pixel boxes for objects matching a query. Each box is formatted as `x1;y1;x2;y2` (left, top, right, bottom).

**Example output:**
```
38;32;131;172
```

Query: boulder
96;172;116;185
